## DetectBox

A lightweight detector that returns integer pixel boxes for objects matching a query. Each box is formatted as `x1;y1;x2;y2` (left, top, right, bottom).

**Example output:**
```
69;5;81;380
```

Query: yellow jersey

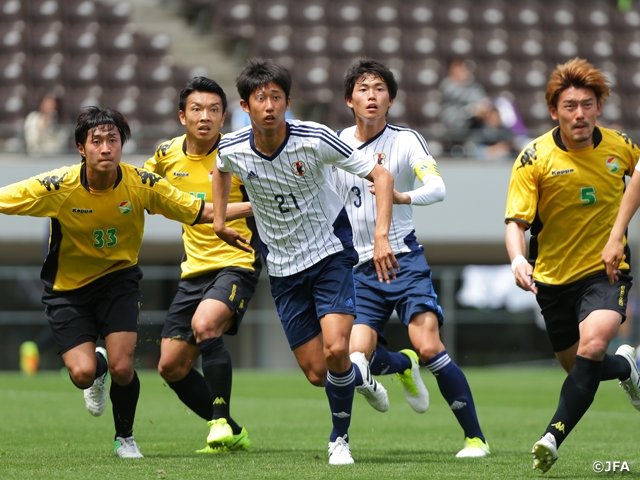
0;162;205;291
505;126;640;285
143;134;261;278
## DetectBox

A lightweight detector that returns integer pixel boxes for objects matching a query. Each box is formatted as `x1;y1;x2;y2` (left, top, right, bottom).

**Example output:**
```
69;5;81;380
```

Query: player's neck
252;122;287;156
185;133;218;156
86;167;117;191
353;117;387;143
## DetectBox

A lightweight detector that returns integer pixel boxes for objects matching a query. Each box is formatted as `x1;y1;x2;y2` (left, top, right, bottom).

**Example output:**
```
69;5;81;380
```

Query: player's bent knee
67;367;95;389
325;344;349;362
109;363;134;385
158;360;188;383
305;371;327;387
416;345;444;362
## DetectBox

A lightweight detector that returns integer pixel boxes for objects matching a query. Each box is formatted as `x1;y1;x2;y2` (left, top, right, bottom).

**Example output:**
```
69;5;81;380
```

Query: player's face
346;74;394;122
179;91;226;145
241;82;290;135
549;86;602;149
77;125;122;176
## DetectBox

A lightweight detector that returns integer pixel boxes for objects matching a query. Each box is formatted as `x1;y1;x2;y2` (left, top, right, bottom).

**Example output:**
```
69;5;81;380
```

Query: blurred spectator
468;100;518;161
24;93;67;157
438;59;488;144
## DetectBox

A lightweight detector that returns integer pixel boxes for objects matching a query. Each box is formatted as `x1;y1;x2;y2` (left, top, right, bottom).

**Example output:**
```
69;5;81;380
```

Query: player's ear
285;97;291;111
240;99;250;114
220;112;226;128
178;110;187;126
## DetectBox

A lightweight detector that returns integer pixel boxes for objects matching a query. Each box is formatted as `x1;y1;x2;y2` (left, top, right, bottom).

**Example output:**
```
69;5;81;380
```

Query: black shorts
43;266;143;355
161;267;260;343
536;270;632;352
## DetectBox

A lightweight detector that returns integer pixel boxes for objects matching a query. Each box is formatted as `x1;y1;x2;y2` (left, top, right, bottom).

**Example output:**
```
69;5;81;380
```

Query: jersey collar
357;123;388;150
249;122;290;161
80;163;123;191
181;133;221;157
552;125;603;151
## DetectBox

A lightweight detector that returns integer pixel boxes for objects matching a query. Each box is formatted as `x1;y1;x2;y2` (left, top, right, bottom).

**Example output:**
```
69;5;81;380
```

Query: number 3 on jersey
93;228;118;248
580;186;596;206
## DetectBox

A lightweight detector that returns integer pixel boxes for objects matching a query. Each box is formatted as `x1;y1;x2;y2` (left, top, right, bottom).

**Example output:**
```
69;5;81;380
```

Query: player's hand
368;183;410;204
373;237;400;283
602;238;623;285
214;225;253;253
513;262;537;294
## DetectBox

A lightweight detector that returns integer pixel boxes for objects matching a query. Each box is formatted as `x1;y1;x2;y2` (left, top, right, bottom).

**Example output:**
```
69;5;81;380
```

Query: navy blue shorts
162;267;260;343
43;266;143;355
269;248;359;350
536;270;632;352
353;250;443;342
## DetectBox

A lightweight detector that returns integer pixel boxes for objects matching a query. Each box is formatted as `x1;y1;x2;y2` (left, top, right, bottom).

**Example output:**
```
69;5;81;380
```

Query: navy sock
326;365;356;442
600;353;631;381
198;337;241;434
424;350;484;441
369;344;411;375
95;349;108;379
167;368;213;421
545;355;602;448
110;370;140;439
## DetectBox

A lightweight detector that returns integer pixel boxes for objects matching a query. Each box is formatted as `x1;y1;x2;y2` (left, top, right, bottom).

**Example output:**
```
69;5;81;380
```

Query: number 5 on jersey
580;186;596;206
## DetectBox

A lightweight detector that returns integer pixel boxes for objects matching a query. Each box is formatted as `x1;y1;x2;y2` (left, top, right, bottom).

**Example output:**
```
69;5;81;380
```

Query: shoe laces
329;435;350;456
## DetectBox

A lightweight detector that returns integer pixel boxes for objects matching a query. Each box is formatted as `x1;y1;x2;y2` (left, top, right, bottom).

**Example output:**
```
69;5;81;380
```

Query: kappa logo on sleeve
37;172;68;191
136;169;163;187
517;143;537;169
155;139;175;157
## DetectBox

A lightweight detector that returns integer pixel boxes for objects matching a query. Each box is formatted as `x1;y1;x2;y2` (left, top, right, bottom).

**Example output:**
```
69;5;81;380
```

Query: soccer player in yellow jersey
143;77;260;454
0;106;217;458
505;58;640;473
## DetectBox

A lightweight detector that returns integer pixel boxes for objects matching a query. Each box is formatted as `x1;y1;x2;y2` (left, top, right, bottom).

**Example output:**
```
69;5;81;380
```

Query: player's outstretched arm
369;174;445;205
227;201;253;220
365;164;399;283
211;167;252;252
505;221;537;294
602;170;640;284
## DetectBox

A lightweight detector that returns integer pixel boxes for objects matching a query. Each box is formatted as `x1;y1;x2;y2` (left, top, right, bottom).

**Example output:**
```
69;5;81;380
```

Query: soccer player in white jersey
332;58;490;458
212;57;399;465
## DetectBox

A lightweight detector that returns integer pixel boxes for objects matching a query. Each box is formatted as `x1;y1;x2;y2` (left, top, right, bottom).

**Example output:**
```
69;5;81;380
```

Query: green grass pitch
0;367;638;479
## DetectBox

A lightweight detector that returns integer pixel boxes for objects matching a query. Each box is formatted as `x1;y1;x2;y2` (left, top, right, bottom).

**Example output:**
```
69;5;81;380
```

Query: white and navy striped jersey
333;124;440;265
217;120;376;277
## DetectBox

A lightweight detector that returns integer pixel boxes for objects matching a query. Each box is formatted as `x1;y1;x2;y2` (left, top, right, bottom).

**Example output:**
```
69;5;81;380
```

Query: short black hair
343;58;398;102
74;106;131;159
236;57;292;105
179;76;228;113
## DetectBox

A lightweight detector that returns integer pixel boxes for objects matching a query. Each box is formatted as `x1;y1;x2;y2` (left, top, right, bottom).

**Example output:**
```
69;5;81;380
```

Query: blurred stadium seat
436;1;472;31
363;1;401;29
0;0;24;25
290;0;327;28
399;0;437;30
213;0;255;39
326;0;365;28
470;0;507;31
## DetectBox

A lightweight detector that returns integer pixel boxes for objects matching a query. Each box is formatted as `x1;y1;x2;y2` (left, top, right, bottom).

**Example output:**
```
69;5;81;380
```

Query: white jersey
333;124;440;265
217;120;376;277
